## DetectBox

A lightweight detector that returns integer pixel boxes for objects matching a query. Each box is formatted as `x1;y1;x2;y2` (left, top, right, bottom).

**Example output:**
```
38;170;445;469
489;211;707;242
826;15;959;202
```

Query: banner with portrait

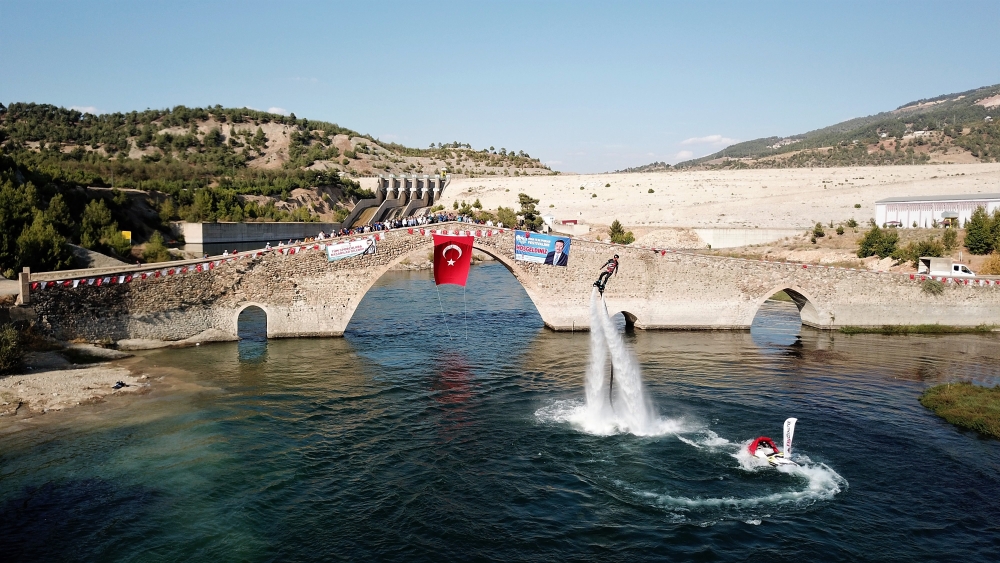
513;230;571;267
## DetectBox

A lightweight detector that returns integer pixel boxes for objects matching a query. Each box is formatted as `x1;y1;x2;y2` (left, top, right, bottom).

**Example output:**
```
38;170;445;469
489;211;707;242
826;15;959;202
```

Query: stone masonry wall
25;222;1000;342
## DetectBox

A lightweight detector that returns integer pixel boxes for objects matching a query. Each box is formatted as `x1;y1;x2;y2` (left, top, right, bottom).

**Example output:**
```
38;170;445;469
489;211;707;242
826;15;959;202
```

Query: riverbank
839;324;1000;335
0;346;151;420
920;382;1000;439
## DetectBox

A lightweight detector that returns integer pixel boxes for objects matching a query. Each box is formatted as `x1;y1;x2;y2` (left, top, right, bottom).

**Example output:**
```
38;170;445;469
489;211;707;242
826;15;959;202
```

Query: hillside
0;103;554;274
627;83;1000;171
0;103;552;181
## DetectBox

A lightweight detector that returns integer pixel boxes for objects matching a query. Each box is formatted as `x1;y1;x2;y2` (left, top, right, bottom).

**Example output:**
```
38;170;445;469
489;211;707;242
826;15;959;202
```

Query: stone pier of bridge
19;222;1000;344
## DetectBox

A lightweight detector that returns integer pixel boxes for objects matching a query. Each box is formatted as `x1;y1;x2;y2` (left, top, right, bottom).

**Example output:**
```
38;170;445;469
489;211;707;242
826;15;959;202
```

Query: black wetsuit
595;258;619;292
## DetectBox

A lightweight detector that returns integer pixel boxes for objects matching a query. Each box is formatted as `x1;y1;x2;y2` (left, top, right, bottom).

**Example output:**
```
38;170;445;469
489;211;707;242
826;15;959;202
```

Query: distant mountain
613;161;671;173
628;83;1000;171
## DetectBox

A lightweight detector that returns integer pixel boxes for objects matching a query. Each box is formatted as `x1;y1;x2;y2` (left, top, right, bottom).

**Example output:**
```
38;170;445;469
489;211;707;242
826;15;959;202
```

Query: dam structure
16;222;1000;344
343;174;448;227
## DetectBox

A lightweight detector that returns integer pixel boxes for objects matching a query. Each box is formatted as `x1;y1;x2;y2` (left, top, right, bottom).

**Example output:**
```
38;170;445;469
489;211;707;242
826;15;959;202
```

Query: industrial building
874;193;1000;228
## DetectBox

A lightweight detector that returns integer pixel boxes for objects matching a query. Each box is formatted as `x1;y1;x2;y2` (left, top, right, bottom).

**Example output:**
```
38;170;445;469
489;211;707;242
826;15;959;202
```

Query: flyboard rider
594;254;619;294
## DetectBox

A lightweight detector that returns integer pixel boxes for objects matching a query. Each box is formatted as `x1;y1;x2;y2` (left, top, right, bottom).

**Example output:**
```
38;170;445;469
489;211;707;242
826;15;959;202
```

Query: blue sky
2;1;999;173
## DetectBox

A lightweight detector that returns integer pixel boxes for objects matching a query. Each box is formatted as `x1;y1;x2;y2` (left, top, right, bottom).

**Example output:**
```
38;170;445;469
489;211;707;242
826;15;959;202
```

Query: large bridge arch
747;285;825;328
333;238;549;335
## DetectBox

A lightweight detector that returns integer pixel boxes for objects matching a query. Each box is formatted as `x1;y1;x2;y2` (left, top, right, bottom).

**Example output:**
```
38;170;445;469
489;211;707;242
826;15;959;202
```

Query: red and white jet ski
748;418;798;467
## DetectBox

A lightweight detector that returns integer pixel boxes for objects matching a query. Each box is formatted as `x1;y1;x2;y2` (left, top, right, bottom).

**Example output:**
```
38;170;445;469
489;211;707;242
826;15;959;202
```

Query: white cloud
680;134;738;146
70;105;99;115
268;107;290;116
674;150;694;160
545;160;563;166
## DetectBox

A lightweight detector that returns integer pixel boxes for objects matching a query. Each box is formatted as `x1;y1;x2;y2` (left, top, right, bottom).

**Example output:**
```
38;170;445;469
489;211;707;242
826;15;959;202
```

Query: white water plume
583;288;611;419
568;289;670;435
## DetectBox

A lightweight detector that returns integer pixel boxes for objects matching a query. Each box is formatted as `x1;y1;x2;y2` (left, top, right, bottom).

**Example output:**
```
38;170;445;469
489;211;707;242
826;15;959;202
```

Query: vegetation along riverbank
920;382;1000;439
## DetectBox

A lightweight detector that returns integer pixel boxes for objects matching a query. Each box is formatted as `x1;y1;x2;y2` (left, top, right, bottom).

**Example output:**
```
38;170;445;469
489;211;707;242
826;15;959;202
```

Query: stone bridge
18;222;1000;344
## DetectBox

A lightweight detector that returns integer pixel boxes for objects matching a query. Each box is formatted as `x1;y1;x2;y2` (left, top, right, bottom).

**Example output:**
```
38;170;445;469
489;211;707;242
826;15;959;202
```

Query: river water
2;263;1000;561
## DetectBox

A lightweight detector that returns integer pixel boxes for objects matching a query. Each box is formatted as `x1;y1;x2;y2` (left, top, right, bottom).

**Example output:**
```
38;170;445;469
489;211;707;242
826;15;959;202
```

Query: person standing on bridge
594;254;619;294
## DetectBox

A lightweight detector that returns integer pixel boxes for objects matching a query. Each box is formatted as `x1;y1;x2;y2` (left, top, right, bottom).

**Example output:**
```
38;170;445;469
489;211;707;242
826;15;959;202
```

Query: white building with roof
875;193;1000;228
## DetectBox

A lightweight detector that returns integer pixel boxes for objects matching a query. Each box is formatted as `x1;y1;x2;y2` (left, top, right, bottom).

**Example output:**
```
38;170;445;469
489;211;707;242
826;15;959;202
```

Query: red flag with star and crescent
433;234;473;286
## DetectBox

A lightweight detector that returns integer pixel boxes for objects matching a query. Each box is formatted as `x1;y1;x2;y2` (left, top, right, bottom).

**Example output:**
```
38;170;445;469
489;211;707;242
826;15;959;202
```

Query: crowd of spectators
315;212;506;240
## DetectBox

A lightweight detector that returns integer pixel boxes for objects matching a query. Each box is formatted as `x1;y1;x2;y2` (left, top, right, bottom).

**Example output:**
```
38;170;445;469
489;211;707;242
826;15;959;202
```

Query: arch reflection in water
751;291;803;349
237;306;268;363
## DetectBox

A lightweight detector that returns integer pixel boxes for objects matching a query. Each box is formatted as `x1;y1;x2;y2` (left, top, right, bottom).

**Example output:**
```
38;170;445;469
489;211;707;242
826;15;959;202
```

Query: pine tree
964;206;994;254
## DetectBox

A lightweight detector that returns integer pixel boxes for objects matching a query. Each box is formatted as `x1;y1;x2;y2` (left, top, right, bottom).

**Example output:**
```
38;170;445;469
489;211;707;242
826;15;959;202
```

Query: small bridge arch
234;302;270;338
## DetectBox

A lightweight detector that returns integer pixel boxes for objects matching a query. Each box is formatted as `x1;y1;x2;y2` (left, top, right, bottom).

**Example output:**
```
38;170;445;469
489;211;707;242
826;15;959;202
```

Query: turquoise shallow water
2;263;1000;562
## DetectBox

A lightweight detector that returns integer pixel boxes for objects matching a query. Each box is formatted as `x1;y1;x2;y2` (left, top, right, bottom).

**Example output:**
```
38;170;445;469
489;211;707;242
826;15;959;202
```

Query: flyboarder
594;254;619;294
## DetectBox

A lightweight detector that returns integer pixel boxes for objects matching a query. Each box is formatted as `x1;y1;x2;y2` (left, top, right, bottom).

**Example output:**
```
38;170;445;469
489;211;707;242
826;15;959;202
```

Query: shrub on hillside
942;228;959;251
0;324;24;375
893;237;945;267
142;231;172;263
980;252;1000;276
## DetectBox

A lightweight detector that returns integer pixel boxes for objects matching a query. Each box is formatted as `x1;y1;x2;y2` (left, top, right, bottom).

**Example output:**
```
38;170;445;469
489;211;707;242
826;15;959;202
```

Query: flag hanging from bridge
433;234;473;286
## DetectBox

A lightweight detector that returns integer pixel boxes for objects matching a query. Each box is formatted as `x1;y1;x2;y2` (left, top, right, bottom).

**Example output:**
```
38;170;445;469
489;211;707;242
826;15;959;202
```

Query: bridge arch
337;238;548;334
234;302;271;338
748;285;824;328
613;310;638;331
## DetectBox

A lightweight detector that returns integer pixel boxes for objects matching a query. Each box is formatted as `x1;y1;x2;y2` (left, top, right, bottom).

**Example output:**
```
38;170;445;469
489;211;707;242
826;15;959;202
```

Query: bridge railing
18;221;1000;306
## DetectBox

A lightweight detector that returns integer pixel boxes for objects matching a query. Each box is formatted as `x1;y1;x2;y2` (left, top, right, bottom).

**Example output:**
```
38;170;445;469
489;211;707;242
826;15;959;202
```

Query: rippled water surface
2;263;1000;562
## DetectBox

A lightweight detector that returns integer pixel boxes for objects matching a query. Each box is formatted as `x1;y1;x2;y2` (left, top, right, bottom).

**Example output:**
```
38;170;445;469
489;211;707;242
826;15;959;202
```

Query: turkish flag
433;234;473;286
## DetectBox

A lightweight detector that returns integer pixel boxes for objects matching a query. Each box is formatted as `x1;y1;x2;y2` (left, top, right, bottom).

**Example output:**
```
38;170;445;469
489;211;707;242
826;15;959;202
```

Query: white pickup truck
918;257;976;278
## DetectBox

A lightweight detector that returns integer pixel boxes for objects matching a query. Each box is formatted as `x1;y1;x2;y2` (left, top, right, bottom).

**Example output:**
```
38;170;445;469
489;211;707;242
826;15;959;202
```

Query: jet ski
748;418;799;467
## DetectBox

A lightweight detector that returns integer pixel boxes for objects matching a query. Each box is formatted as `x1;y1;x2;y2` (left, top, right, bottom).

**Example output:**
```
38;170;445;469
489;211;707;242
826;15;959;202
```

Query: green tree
517;193;543;231
187;189;216;222
158;198;177;222
857;225;898;258
0;181;36;271
43;193;75;238
252;127;267;148
16;212;73;271
102;227;132;258
942;228;958;251
964;206;995;254
496;206;517;228
142;231;172;263
609;219;635;245
80;199;113;249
